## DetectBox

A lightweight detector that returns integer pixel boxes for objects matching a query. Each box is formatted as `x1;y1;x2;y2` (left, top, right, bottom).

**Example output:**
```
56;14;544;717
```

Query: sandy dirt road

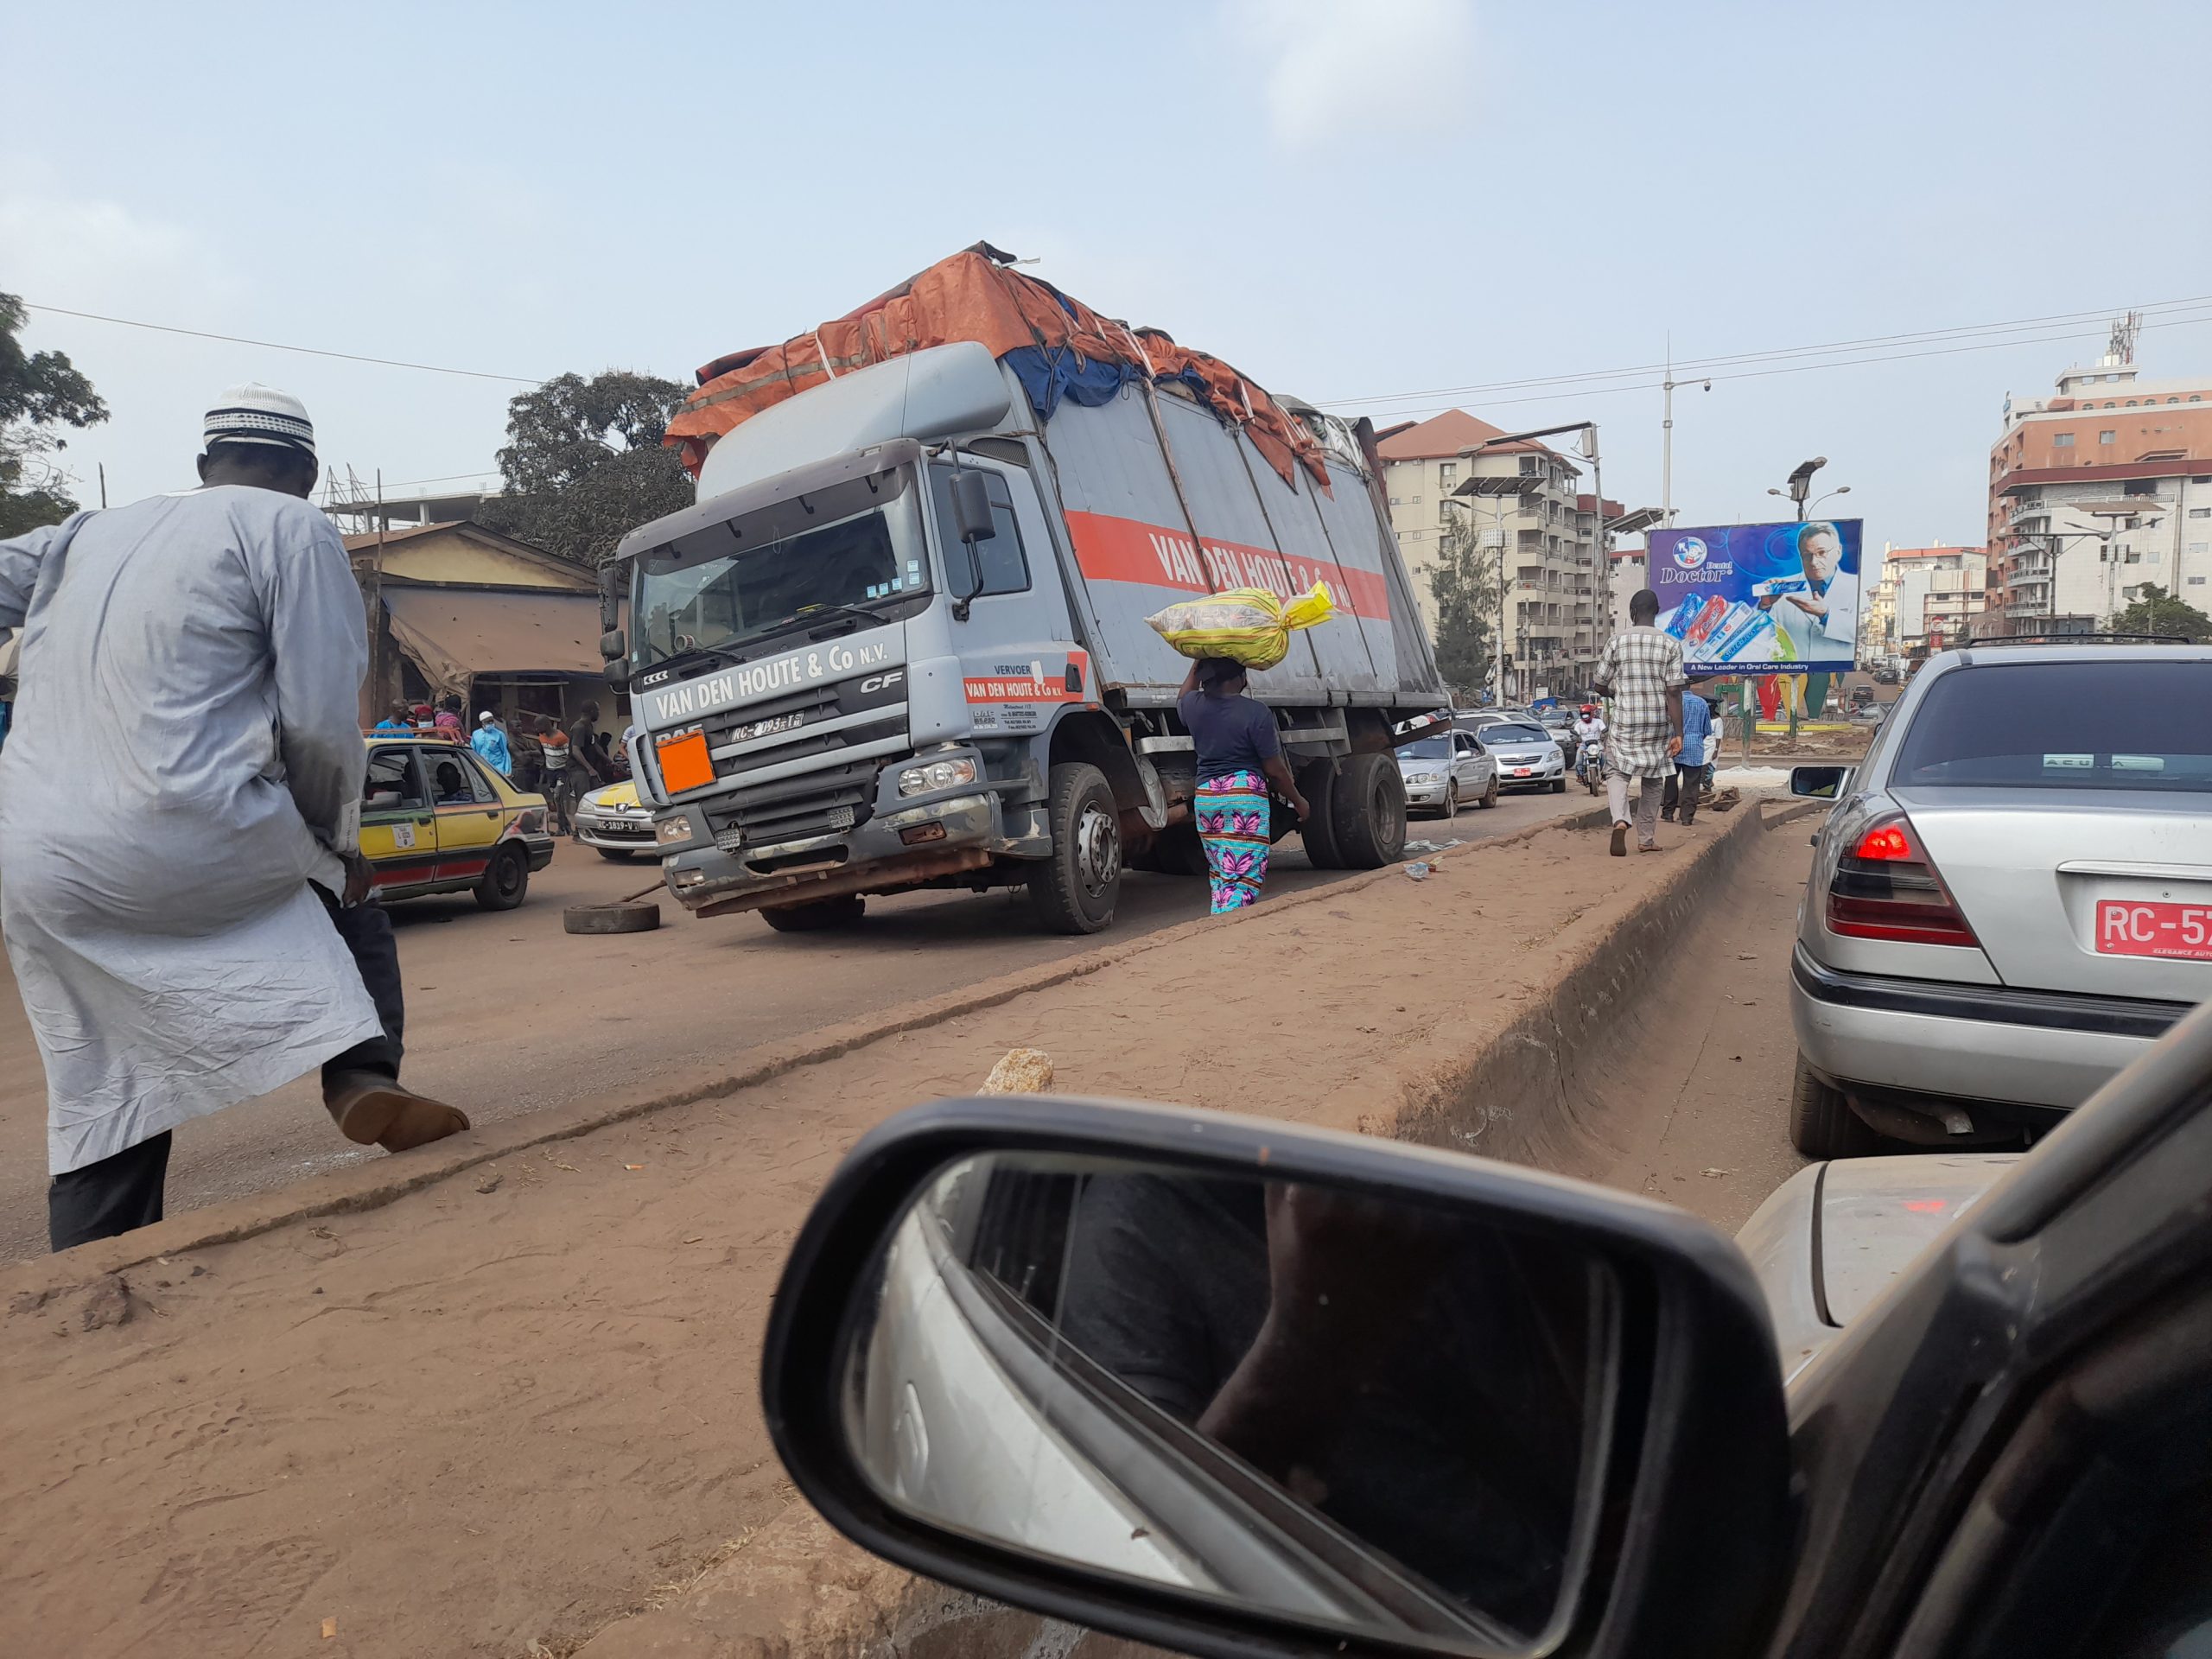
0;788;1589;1258
0;809;1809;1659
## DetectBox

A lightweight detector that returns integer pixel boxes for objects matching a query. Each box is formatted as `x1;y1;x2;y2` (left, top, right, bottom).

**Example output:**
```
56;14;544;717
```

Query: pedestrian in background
433;694;463;733
373;697;411;731
1662;689;1715;826
471;709;513;777
1177;656;1310;913
568;701;613;839
1592;588;1685;856
538;721;573;830
0;383;466;1250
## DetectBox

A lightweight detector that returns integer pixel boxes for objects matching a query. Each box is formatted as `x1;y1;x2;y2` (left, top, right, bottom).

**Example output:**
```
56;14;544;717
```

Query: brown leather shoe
327;1074;471;1153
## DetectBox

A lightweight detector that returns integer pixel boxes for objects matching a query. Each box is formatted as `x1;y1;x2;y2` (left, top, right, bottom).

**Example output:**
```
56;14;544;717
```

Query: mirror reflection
844;1153;1618;1654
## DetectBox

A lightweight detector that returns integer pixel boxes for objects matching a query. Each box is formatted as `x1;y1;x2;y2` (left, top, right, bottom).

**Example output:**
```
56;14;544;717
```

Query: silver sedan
1395;729;1497;817
1786;642;2212;1157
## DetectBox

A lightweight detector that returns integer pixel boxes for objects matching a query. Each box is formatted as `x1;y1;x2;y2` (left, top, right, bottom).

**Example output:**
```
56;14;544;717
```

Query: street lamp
1769;456;1829;522
2011;510;2163;633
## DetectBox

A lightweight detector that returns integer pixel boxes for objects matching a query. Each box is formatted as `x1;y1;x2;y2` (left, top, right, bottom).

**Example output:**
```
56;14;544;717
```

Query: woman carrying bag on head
1177;657;1312;914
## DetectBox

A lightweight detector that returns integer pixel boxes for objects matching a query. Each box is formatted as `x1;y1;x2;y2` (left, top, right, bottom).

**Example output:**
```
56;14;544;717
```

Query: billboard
1644;518;1863;675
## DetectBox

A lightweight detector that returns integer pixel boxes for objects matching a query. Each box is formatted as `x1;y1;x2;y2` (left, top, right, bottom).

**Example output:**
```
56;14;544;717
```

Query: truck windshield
632;482;928;669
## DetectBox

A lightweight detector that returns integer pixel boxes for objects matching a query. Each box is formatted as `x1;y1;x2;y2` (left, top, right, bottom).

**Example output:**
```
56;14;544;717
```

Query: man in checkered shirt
1592;588;1685;855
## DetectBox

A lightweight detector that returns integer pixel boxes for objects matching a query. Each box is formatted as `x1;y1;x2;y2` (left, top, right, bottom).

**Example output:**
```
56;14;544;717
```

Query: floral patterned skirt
1196;770;1271;913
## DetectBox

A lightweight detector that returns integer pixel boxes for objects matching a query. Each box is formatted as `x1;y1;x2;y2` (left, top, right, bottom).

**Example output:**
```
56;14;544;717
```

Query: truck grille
690;677;907;851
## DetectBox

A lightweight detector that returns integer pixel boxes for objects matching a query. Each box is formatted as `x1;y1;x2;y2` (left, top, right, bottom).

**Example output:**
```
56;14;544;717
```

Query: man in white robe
0;384;467;1250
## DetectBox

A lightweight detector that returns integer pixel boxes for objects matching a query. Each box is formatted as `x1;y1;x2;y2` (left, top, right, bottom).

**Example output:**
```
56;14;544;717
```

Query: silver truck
601;337;1448;934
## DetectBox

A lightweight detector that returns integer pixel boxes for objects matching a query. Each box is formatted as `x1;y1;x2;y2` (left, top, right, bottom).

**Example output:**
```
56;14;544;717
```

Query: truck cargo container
602;247;1450;935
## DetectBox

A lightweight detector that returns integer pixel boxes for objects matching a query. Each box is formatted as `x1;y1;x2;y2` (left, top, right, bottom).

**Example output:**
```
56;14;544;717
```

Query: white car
1395;730;1497;817
1468;718;1567;794
570;779;656;861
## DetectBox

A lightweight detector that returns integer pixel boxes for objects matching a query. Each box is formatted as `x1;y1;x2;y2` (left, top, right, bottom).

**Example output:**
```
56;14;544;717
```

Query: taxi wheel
474;843;531;912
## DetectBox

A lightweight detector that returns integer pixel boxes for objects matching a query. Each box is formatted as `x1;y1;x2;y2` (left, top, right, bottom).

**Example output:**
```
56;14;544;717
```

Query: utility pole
1660;339;1711;527
98;463;107;509
367;469;388;714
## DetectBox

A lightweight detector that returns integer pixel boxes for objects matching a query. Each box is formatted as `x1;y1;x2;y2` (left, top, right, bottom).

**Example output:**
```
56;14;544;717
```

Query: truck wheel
1146;823;1210;878
1789;1056;1878;1158
1028;762;1121;934
473;843;531;912
1329;753;1408;869
1297;759;1345;868
760;895;866;932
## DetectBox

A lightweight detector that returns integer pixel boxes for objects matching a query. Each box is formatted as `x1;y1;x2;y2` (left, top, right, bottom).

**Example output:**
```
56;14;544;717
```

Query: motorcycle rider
1573;704;1606;785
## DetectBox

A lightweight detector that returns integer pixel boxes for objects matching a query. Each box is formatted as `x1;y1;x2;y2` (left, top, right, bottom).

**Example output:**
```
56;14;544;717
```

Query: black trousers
47;889;406;1253
1661;763;1710;823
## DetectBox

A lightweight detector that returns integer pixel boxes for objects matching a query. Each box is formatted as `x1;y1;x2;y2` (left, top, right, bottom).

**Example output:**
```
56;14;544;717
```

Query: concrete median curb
1;804;1618;1296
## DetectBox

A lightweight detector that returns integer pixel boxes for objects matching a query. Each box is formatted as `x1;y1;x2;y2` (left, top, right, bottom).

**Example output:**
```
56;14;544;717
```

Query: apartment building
1376;410;1615;697
1986;343;2212;632
1872;543;1986;658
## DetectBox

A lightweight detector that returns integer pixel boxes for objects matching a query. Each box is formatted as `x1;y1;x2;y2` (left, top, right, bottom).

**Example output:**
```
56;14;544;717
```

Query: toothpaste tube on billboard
1705;601;1773;662
1664;595;1704;639
1679;594;1731;646
1752;575;1810;599
1716;613;1781;663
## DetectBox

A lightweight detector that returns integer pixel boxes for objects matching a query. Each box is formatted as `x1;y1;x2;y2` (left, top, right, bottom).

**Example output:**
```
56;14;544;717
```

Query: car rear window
1892;661;2212;791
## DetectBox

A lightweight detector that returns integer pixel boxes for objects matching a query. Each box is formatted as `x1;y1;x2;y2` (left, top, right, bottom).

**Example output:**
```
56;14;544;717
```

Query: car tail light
1826;813;1980;947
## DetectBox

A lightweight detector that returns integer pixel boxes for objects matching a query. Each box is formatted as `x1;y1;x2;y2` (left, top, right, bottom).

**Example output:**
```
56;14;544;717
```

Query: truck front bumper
658;791;1001;917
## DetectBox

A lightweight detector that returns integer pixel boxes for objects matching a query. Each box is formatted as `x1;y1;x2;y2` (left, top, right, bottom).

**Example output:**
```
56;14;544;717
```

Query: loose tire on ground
563;900;661;935
760;895;867;932
1028;761;1121;934
473;842;531;912
1330;753;1408;869
1297;759;1345;868
1789;1055;1878;1158
595;848;639;862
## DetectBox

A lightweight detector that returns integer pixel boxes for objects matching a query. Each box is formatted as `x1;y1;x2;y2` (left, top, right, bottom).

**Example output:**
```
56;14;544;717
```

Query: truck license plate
2096;899;2212;961
825;805;855;830
734;712;804;743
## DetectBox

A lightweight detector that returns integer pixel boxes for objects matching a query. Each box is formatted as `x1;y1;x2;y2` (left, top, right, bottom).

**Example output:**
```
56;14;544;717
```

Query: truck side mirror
598;562;623;634
950;470;997;545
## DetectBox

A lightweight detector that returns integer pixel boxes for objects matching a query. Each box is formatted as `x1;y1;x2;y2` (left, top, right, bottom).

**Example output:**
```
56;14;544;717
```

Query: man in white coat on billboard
1761;520;1857;665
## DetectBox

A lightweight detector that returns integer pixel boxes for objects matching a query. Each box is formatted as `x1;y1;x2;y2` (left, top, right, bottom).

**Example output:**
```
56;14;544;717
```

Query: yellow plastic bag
1146;582;1335;671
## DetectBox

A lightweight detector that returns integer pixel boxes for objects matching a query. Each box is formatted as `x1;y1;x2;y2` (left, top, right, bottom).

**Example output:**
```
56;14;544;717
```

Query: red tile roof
1374;408;1560;461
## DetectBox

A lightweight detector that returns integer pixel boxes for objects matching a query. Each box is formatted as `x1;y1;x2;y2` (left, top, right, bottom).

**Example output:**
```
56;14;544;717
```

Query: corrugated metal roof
381;588;606;692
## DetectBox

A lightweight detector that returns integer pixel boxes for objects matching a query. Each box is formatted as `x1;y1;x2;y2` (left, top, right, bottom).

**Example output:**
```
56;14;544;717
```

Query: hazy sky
8;0;2210;548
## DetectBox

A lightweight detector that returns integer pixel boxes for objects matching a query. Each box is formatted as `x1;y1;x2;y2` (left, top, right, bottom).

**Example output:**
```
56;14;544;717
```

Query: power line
1346;309;2212;426
17;302;543;385
1317;292;2212;412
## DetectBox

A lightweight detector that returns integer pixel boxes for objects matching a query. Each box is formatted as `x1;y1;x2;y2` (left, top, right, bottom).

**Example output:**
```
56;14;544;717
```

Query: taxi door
362;744;439;895
424;745;507;885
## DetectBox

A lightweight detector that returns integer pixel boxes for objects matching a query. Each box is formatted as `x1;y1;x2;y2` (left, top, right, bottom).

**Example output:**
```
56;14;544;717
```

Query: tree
1;293;109;537
476;370;695;565
2107;583;2212;641
1428;512;1501;702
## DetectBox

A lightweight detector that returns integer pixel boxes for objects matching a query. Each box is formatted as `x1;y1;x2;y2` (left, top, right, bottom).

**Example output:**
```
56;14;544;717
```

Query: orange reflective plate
657;728;715;794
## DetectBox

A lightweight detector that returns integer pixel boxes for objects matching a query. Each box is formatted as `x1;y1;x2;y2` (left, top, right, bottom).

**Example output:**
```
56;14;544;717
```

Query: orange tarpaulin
663;245;1330;493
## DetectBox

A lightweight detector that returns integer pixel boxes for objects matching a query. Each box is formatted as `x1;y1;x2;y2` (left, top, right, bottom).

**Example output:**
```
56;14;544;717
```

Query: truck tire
564;900;660;935
1789;1056;1878;1159
1330;753;1408;869
473;843;531;912
1132;823;1209;879
1297;759;1345;869
760;895;866;932
1028;762;1121;934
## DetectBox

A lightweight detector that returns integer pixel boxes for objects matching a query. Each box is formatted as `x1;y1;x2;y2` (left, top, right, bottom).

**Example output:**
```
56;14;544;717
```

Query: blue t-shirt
1179;689;1281;784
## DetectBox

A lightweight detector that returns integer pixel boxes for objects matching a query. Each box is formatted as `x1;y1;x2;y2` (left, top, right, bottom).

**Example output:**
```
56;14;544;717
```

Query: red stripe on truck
1064;511;1390;620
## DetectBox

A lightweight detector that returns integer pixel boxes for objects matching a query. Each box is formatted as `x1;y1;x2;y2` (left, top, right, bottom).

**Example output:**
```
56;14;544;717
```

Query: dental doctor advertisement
1645;518;1863;675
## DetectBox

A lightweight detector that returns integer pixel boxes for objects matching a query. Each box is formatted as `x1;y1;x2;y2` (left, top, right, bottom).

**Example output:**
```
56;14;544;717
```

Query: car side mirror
1789;765;1851;799
760;1096;1791;1659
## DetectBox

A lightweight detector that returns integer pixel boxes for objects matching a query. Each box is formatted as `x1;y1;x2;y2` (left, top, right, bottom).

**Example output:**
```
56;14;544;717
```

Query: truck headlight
898;756;978;797
655;817;695;847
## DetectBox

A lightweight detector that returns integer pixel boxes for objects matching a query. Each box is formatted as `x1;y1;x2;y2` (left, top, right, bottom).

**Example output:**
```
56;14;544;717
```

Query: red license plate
2096;899;2212;961
1513;767;1533;776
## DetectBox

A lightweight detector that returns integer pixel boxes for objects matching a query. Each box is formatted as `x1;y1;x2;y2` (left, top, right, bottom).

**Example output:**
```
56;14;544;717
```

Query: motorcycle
1577;735;1608;796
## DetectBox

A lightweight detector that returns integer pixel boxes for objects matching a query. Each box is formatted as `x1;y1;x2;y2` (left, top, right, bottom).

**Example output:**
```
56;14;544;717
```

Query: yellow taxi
361;730;556;910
